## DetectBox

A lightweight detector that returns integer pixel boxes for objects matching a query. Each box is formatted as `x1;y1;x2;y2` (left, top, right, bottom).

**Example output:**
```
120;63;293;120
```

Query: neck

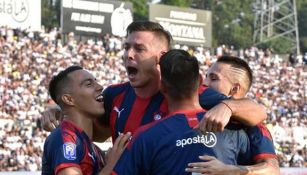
134;80;160;98
167;94;202;114
63;110;93;139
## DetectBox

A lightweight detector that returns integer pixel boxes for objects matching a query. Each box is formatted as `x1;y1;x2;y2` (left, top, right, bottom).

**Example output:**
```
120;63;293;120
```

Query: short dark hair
217;56;253;90
126;21;172;49
48;65;83;106
159;49;200;100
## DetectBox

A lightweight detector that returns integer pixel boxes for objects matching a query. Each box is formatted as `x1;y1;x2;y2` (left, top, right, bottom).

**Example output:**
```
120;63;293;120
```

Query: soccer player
42;66;131;175
98;21;267;140
41;21;267;142
112;49;252;175
186;56;279;175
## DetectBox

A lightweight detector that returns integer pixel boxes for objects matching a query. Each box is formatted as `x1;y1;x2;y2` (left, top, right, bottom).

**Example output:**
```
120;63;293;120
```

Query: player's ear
62;94;74;106
229;83;240;96
160;50;166;56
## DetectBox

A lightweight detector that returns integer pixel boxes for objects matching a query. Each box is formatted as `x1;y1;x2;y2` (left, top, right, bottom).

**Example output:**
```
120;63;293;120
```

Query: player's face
68;70;104;118
204;62;233;96
123;31;166;89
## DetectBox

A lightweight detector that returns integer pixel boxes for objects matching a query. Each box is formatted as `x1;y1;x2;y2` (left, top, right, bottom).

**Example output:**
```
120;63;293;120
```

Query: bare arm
198;98;267;132
186;156;280;175
241;158;280;175
58;167;83;175
223;98;267;126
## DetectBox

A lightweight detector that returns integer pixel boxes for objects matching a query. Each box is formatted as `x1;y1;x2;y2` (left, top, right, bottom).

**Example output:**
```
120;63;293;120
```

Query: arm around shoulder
223;98;267;126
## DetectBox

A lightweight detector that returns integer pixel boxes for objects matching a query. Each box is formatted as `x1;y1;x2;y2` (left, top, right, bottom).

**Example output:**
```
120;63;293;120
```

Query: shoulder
44;127;64;147
104;82;131;96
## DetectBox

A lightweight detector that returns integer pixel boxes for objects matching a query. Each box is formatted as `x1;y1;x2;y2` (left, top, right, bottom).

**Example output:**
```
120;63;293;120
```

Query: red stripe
55;163;81;174
124;97;151;135
159;98;169;117
253;153;277;162
257;123;273;140
110;91;126;141
198;85;208;94
111;171;118;175
174;108;205;128
61;121;78;143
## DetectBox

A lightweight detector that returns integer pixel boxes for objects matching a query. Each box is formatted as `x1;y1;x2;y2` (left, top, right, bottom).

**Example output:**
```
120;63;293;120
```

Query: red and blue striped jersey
112;109;251;175
101;82;225;140
42;120;104;175
101;82;276;162
246;123;277;162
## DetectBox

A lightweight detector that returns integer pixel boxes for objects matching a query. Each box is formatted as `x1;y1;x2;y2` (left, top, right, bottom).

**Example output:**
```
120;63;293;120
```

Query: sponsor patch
176;132;217;148
63;142;77;160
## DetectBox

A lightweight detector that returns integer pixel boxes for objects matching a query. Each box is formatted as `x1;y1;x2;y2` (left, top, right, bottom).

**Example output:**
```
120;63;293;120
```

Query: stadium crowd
0;26;306;171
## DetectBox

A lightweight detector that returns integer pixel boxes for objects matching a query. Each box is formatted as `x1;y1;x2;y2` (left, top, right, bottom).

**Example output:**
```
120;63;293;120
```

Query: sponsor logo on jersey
113;106;125;118
176;132;217;148
63;142;77;160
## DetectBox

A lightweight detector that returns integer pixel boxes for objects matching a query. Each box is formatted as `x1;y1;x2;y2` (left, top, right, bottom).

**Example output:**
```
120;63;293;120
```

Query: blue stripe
114;84;135;138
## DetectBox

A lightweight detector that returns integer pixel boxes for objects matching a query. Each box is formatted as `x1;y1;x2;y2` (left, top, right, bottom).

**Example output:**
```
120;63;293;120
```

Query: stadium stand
0;26;306;171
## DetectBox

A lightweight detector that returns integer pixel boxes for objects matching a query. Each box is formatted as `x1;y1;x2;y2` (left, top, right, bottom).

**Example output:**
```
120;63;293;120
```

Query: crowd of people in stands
0;26;306;171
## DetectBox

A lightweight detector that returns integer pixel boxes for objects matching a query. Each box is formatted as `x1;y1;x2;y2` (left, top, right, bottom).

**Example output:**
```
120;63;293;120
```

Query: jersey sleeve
198;85;229;110
112;131;154;175
43;131;85;174
246;124;277;162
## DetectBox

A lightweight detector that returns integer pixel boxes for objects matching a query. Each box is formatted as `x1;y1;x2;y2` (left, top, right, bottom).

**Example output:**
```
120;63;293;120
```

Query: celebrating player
42;66;130;175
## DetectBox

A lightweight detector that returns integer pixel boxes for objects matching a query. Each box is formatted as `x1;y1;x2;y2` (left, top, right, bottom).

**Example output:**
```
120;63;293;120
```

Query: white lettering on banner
80;13;91;23
176;133;217;148
71;12;104;24
170;11;197;21
75;26;101;33
62;0;114;13
62;0;73;8
73;0;98;11
98;3;114;13
91;14;104;24
160;21;205;39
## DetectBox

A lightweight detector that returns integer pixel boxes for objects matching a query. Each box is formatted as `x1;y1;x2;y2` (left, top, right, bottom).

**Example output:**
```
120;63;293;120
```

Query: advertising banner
0;0;41;30
61;0;133;37
150;4;211;47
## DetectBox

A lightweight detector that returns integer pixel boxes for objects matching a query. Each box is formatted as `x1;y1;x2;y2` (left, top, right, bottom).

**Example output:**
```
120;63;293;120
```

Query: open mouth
127;66;138;76
95;94;104;102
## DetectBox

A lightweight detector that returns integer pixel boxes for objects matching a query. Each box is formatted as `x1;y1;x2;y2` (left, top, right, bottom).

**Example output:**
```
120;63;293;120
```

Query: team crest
154;114;162;120
153;111;167;121
63;142;77;160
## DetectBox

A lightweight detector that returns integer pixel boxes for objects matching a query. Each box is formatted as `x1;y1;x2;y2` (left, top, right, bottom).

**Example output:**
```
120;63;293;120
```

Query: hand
196;102;232;132
41;105;63;131
186;155;240;175
101;132;132;175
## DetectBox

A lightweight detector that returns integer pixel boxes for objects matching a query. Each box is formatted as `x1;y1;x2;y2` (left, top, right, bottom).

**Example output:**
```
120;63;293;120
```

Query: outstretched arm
185;156;280;175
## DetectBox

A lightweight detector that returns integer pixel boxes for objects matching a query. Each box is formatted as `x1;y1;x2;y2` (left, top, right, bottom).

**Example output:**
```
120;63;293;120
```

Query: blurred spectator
0;26;306;171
